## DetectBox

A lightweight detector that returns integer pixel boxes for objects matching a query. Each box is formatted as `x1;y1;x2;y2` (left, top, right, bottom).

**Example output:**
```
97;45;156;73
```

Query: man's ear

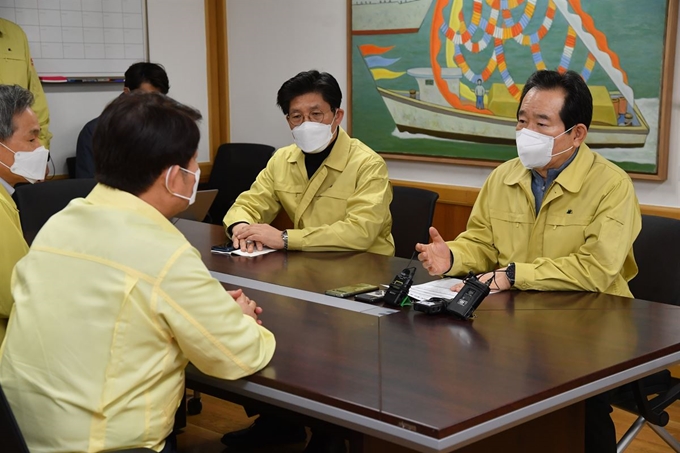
572;123;588;147
334;108;345;127
122;87;131;94
163;165;182;192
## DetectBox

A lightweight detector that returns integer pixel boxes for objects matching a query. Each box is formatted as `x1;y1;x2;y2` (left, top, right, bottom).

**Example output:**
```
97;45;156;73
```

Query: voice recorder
445;272;491;320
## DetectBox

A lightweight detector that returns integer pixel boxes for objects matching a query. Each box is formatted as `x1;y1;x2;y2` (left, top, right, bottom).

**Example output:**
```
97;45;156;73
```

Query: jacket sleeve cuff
287;229;302;250
513;262;534;290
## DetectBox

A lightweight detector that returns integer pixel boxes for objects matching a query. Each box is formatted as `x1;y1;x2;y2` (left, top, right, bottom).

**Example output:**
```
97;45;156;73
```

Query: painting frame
347;0;679;181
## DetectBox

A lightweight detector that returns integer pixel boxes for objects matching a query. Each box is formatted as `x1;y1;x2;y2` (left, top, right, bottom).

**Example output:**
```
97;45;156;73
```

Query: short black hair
93;92;201;195
276;70;342;115
518;70;593;130
124;62;170;94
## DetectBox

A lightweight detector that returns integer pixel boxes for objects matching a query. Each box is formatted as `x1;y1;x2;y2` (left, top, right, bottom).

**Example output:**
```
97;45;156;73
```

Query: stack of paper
408;278;462;301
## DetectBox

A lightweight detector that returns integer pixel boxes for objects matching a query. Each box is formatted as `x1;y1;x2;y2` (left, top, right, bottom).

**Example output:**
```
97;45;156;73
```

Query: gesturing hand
415;227;452;276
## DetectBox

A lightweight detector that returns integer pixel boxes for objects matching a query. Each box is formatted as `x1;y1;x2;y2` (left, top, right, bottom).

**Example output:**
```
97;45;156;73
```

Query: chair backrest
206;143;275;225
66;156;77;179
0;382;29;453
390;186;439;259
13;178;97;245
628;214;680;305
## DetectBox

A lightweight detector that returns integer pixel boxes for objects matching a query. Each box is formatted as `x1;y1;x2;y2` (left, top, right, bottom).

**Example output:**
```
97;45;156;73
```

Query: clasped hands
228;288;263;325
232;223;284;253
415;226;511;293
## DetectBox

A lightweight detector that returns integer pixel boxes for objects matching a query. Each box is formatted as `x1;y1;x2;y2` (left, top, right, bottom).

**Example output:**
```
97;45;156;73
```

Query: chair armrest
629;377;679;427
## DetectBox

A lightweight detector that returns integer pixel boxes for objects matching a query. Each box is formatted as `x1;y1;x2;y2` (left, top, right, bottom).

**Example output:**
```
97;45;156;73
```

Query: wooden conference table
177;219;680;452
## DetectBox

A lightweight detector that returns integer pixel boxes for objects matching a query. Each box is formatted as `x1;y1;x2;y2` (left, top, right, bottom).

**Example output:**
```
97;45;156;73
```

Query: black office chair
0;382;29;453
613;214;680;452
389;186;439;259
66;156;77;179
13;178;97;245
201;143;274;225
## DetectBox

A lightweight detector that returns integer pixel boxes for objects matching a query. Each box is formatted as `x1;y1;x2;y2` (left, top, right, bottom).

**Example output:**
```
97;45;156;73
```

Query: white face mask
515;126;575;169
165;166;200;205
291;113;337;154
0;142;50;184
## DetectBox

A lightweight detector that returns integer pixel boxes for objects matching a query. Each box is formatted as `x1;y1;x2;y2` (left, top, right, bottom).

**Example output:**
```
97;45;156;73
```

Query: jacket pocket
274;183;304;212
0;54;30;87
318;185;353;200
274;182;303;195
489;208;534;224
488;208;534;262
544;214;593;257
310;187;351;221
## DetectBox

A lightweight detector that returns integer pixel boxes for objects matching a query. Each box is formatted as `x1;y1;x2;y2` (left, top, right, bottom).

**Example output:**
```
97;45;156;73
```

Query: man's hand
231;223;263;253
229;288;263;325
450;268;512;292
416;227;452;276
231;223;249;249
235;224;284;251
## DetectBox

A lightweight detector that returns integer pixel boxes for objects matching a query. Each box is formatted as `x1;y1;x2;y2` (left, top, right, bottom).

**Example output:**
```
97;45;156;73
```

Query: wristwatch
506;262;516;286
282;230;288;250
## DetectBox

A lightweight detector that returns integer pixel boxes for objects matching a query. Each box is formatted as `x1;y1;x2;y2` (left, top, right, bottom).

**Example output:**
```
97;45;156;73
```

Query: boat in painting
362;0;650;148
378;68;649;148
352;0;434;35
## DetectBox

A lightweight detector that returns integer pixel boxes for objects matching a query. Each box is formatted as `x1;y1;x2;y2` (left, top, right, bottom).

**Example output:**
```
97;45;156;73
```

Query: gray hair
0;85;34;142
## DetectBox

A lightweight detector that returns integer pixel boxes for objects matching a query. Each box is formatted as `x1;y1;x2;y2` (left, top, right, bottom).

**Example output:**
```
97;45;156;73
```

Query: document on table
408;278;462;301
231;247;277;257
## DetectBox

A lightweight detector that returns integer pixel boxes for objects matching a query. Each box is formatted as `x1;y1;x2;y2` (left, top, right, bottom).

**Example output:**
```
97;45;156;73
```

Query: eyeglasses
286;109;333;127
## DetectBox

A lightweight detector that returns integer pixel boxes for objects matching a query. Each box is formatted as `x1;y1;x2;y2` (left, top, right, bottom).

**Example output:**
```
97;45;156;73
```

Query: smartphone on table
210;242;237;255
354;289;385;303
325;283;379;298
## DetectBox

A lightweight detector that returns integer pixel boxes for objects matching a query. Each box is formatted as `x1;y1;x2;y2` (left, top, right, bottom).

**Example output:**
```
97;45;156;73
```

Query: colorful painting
349;0;677;180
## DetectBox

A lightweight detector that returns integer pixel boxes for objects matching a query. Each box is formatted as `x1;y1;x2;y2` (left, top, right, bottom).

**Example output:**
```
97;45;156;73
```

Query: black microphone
383;251;417;307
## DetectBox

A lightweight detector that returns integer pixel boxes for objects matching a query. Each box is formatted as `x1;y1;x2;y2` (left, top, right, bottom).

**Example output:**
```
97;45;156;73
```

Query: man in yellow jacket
0;84;49;344
0;19;52;149
224;70;394;256
0;93;276;453
417;70;641;453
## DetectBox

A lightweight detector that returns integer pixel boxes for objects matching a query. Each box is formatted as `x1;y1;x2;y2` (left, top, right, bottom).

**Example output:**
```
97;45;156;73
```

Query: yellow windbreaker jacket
0;184;275;452
0;19;52;148
224;128;395;256
446;144;641;297
0;183;27;344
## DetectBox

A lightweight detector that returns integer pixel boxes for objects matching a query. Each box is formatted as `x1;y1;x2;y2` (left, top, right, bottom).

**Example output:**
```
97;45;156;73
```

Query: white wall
226;0;348;149
45;0;210;175
45;83;122;175
226;0;680;208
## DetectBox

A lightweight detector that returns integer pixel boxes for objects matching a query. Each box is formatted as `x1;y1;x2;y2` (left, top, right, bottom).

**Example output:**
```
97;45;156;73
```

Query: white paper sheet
408;278;461;301
230;247;277;258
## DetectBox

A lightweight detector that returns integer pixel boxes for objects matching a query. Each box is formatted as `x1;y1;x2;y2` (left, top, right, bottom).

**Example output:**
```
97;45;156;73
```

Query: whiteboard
0;0;148;77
